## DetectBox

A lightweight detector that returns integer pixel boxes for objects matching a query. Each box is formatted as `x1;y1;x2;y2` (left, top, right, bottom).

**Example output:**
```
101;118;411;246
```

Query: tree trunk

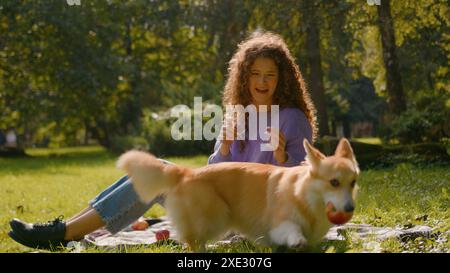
343;119;351;138
121;19;142;135
377;0;406;115
92;119;111;148
302;1;329;136
214;1;249;79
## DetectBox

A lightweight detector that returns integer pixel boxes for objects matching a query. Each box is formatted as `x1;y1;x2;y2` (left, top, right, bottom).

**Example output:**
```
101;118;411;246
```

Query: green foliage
392;0;449;94
339;77;386;124
382;93;450;143
327;77;386;136
0;0;447;149
140;111;215;157
109;135;149;154
364;143;450;169
315;136;450;169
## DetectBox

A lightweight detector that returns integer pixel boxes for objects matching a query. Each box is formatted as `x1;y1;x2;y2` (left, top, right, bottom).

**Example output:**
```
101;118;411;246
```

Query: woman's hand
219;119;237;156
267;127;287;164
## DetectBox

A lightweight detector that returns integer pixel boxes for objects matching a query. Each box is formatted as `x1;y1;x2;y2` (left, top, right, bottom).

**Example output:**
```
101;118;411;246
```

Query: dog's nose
344;203;354;213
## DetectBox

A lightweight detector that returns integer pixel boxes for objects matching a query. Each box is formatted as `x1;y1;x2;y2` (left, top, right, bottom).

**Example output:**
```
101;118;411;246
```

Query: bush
315;137;450;169
378;143;450;167
316;136;383;156
0;147;27;157
141;111;215;157
109;135;149;154
382;94;449;144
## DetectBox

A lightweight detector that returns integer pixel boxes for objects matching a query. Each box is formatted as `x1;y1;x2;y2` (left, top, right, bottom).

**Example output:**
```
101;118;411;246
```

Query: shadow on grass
0;146;210;174
0;147;116;173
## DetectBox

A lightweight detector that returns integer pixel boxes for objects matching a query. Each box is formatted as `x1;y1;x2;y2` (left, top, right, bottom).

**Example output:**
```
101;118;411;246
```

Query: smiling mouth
255;88;269;94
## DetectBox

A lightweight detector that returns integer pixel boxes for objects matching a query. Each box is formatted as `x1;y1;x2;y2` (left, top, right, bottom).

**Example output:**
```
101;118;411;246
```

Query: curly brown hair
222;31;318;142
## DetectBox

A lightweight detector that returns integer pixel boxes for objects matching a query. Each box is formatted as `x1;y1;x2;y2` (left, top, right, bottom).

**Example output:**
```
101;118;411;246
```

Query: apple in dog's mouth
326;202;353;225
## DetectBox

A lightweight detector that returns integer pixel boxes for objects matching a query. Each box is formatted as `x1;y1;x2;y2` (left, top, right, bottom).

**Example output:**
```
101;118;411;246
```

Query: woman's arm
274;109;313;167
207;139;233;165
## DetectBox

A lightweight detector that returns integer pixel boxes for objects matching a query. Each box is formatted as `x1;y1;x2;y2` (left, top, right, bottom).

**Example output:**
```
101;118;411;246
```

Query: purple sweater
207;108;312;167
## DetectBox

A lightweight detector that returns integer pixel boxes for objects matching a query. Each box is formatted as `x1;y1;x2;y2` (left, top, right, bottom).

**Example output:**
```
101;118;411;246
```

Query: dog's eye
351;180;356;188
330;179;339;187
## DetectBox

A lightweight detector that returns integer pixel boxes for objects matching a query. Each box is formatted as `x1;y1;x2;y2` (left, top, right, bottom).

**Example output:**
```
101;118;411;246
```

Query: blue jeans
88;159;171;234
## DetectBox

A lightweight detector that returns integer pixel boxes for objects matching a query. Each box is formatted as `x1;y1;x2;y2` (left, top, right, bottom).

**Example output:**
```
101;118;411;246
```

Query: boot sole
8;230;44;249
9;219;69;250
8;230;67;251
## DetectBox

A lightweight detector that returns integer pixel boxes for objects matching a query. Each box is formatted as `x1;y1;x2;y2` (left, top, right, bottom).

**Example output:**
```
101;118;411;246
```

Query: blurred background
0;0;448;164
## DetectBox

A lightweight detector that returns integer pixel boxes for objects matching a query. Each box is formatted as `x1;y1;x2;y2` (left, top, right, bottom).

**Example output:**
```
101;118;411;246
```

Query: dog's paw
271;233;308;253
270;221;307;248
286;233;307;249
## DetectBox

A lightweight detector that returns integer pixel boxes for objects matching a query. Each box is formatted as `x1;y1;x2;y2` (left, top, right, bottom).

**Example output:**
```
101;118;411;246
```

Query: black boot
9;216;70;250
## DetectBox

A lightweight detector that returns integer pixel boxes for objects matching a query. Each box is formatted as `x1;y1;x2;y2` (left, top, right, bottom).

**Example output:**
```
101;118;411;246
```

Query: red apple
326;202;352;225
155;229;170;241
131;219;149;231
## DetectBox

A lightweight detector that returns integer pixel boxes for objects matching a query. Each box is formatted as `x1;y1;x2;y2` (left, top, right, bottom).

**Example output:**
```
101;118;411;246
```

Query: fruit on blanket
131;218;149;230
155;229;170;241
326;202;352;225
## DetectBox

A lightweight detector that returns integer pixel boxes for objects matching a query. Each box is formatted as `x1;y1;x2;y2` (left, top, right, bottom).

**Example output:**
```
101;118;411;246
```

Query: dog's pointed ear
334;138;354;160
303;138;325;170
335;138;359;172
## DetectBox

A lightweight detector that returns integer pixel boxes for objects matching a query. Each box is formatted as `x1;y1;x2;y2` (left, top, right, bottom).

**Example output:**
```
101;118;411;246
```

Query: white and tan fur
117;138;359;252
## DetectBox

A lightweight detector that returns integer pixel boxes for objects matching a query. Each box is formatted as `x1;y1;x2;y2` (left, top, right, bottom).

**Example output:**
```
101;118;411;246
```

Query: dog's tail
117;150;182;204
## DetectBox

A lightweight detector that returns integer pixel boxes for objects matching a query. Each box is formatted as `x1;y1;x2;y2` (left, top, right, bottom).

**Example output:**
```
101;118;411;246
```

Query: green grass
0;146;448;253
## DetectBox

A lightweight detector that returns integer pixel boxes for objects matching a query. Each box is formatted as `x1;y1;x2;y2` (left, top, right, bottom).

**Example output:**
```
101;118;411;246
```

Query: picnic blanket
75;216;435;252
82;217;179;249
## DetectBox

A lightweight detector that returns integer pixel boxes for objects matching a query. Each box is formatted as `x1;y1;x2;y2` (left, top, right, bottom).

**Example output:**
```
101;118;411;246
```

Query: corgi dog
117;138;359;252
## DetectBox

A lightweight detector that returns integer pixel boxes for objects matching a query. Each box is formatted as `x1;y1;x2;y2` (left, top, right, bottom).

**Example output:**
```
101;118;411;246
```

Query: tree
338;77;386;137
377;0;406;115
301;0;329;136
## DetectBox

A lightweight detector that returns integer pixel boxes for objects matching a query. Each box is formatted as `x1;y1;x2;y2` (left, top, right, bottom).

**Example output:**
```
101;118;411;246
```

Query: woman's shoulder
279;107;307;121
279;107;311;135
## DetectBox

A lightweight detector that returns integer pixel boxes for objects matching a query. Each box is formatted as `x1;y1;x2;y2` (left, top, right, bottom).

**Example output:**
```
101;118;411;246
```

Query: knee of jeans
152;194;166;207
104;198;155;234
88;175;131;206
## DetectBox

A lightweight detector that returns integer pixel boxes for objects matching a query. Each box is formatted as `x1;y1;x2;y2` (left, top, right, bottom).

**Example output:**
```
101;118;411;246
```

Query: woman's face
248;57;279;108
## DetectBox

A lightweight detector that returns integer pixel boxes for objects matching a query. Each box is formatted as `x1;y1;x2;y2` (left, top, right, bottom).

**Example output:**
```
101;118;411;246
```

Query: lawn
0;146;448;253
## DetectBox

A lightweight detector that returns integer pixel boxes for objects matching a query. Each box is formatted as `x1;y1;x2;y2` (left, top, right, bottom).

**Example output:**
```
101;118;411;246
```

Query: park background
0;0;448;253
